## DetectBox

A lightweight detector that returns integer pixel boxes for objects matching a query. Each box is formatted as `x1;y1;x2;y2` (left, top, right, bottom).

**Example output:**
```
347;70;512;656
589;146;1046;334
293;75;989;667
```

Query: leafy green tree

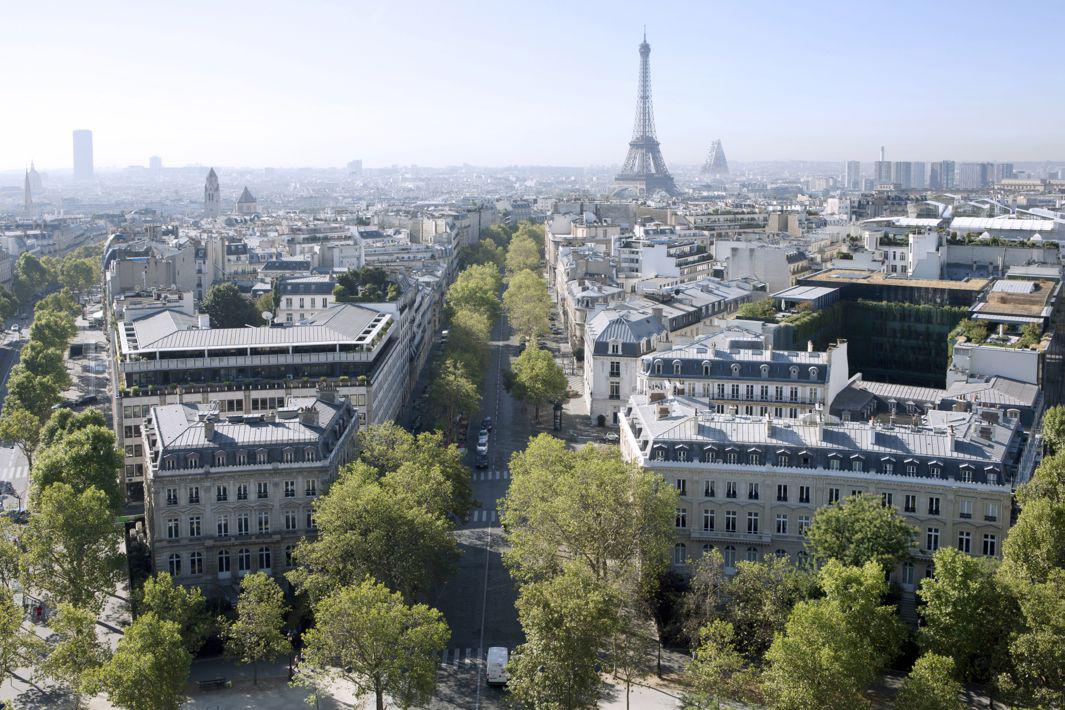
333;266;400;303
683;620;764;709
505;235;542;275
59;258;99;296
896;654;964;710
503;268;551;341
0;517;20;588
512;345;567;421
763;560;904;710
41;603;109;705
610;592;658;710
683;551;817;663
1000;453;1065;585
39;407;107;448
445;307;491;377
806;493;916;571
200;282;260;328
12;252;53;304
31;424;124;514
0;285;16;323
0;586;47;683
3;364;62;424
253;292;275;321
427;358;481;442
223;572;290;685
288;466;458;602
1042;405;1065;454
465;238;506;268
501;434;677;585
356;423;474;522
300;577;449;710
736;299;778;322
918;547;1016;684
35;289;81;318
482;223;513;248
999;569;1065;708
138;572;213;654
514;221;545;250
509;565;619;710
0;405;44;468
19;340;70;388
89;612;191;710
28;308;77;350
445;263;502;322
21;484;125;612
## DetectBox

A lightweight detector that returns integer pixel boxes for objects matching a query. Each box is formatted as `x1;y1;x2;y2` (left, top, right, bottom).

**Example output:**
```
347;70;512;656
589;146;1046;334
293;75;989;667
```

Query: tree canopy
333;266;400;303
201;282;262;328
31;423;124;514
223;572;290;685
511;345;567;421
90;612;191;710
805;492;916;571
503;268;551;342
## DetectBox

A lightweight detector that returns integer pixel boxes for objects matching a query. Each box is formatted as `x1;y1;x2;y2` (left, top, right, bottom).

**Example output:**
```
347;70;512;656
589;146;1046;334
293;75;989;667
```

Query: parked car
481;416;493;432
475;452;489;469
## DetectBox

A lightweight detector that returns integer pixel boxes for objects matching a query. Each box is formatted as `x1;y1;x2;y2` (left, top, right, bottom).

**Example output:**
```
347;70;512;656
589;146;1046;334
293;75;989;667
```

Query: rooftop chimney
204;420;215;440
299;406;320;427
197;313;211;330
807;340;814;352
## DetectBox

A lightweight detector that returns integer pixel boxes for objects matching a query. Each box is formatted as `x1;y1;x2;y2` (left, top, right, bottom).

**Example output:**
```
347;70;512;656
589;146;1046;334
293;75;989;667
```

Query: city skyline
4;0;1064;171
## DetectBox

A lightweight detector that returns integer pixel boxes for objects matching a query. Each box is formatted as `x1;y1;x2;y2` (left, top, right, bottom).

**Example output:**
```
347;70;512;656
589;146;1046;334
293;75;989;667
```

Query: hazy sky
4;0;1063;170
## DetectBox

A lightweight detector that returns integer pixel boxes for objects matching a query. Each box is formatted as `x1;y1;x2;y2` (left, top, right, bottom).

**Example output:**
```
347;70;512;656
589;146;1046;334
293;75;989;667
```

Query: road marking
465;648;473;668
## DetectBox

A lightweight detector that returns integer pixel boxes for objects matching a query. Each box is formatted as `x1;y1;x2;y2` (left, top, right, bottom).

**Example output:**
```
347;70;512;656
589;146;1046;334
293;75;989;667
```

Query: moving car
486;647;509;686
475;452;489;469
481;416;493;432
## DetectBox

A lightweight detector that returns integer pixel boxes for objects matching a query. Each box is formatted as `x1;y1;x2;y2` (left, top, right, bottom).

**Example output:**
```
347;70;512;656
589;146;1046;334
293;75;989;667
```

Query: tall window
702;509;714;531
166;518;180;539
928;497;941;516
703;480;715;497
775;514;788;535
675;478;687;496
904;495;917;513
284;481;296;498
238;548;251;572
828;488;840;504
609;382;621;400
747;482;759;500
776;484;788;502
216;485;228;502
747;512;759;534
675;509;687;529
188;486;200;504
257;511;270;533
189;551;203;575
217;549;231;573
726;482;737;499
746;547;759;562
237;513;249;536
982;534;997;557
237;483;248;501
725;510;737;533
986;503;999;521
957;530;971;553
284;545;295;567
798;515;812;535
167;554;181;576
723;545;736;567
188;516;201;538
285;511;298;531
959;500;973;519
798;485;810;504
217;515;229;537
305;480;318;497
673;543;687;566
166;488;178;505
926;527;940;552
258;546;272;570
257;482;269;499
609;361;621;377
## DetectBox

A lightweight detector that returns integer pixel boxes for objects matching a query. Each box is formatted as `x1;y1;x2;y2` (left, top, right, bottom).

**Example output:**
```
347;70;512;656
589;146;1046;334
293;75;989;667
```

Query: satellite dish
261;311;273;323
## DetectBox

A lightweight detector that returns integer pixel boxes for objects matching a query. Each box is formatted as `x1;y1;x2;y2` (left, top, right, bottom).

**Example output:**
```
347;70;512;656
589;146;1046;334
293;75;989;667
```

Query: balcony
690;529;773;544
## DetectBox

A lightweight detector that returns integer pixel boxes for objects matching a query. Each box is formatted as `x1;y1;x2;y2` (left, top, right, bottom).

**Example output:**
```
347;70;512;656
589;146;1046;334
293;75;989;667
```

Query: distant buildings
702;139;729;177
236;187;257;216
204;168;221;218
929;160;955;190
149;156;163;173
845;161;862;190
73;129;94;180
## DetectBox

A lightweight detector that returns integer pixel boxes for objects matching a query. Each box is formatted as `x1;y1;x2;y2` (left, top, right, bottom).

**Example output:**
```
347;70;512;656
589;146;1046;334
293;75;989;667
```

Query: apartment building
276;275;337;323
583;307;668;426
142;392;358;593
111;303;407;500
637;331;851;421
619;393;1019;589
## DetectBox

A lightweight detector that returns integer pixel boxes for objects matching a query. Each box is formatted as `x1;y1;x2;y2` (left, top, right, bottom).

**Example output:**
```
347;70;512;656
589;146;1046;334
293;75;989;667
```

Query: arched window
731;363;741;376
723;545;736;567
654;360;662;374
673;543;688;565
790;366;799;379
760;364;770;377
746;547;759;562
702;361;710;376
809;366;818;380
237;548;251;573
673;360;682;375
702;544;714;557
258;546;272;570
775;549;788;558
214;451;226;467
167;553;181;576
217;549;231;573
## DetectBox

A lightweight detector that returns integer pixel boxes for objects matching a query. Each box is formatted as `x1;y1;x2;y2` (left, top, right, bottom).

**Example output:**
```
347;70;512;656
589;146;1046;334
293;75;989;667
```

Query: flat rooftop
806;268;989;292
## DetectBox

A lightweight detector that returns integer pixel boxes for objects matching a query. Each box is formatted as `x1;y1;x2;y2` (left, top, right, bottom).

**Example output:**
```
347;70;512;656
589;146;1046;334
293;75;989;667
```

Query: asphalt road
0;330;28;512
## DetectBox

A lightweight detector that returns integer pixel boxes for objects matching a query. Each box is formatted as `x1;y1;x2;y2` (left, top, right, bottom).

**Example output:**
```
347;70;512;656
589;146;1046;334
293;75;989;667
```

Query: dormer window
654;360;662;375
809;366;818;380
789;366;799;379
163;456;175;471
237;451;248;466
187;454;199;469
731;363;741;376
760;364;770;377
214;451;226;467
256;449;268;465
672;360;682;375
283;448;295;464
610;341;620;355
701;361;710;376
304;447;316;461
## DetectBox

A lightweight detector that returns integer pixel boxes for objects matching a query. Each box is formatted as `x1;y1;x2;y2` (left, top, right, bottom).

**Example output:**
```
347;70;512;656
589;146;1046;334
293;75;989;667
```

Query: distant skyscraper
893;161;913;189
929;160;955;190
701;139;729;176
874;147;892;185
911;162;927;189
994;163;1014;183
845;160;861;190
957;162;993;189
347;159;363;175
23;169;33;216
149;156;162;172
614;32;677;196
72;129;94;180
204;168;220;218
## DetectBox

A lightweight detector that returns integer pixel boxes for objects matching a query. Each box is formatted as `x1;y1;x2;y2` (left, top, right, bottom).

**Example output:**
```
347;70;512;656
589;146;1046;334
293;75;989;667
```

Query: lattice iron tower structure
614;33;678;196
701;139;729;176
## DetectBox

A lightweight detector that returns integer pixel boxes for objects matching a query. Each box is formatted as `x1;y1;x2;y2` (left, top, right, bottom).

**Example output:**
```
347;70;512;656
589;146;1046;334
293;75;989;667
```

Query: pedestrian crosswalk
472;468;510;482
471;509;498;523
440;647;483;667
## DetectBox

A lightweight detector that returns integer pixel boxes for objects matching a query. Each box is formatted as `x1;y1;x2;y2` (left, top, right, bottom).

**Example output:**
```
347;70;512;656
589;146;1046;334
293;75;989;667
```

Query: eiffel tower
702;139;729;176
614;32;678;196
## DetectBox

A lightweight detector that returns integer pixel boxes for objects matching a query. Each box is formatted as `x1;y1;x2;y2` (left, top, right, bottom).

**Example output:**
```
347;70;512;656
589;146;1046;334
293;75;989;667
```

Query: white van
485;646;509;686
